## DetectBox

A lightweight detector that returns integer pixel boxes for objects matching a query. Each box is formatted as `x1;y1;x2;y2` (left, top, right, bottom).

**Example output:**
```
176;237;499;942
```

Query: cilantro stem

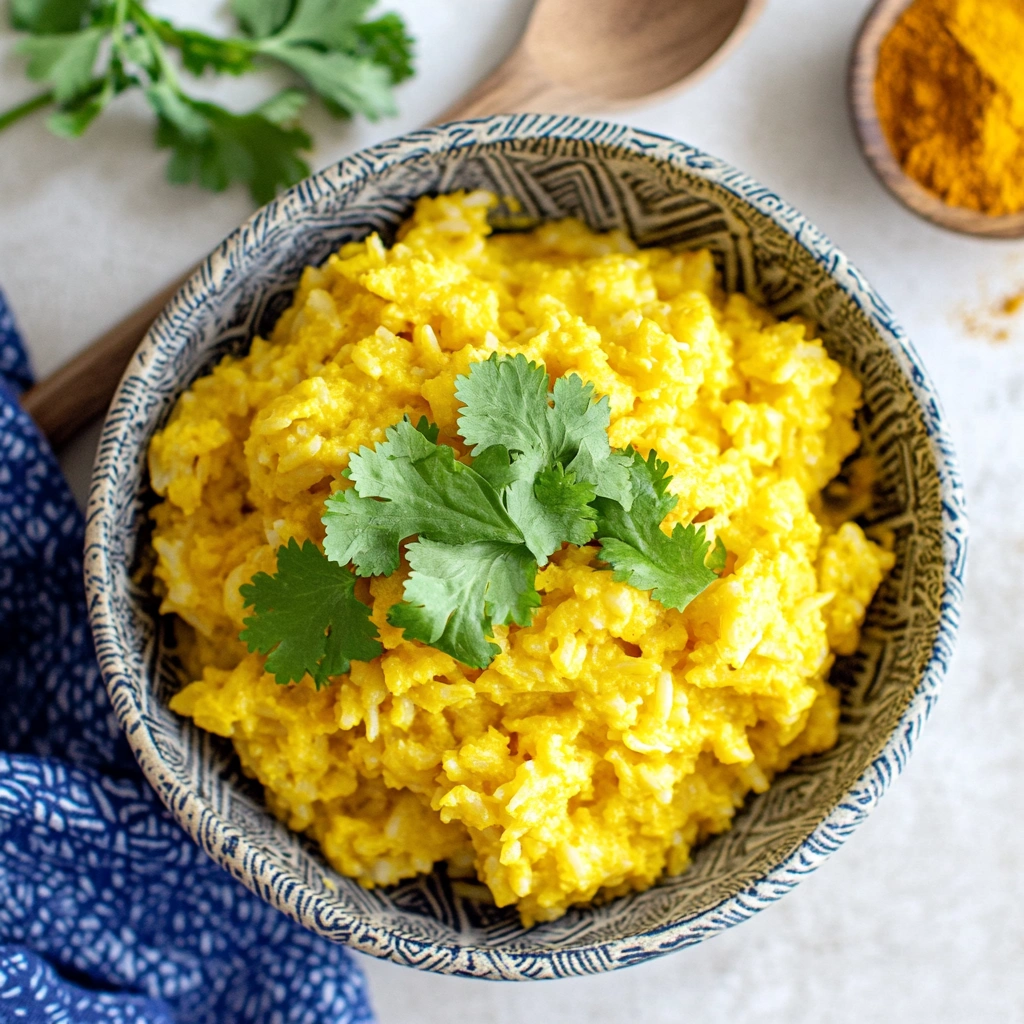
135;16;178;86
0;90;55;134
112;0;130;46
140;6;259;60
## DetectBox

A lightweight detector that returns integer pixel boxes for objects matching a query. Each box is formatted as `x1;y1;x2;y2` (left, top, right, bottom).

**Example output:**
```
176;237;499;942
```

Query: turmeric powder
875;0;1024;216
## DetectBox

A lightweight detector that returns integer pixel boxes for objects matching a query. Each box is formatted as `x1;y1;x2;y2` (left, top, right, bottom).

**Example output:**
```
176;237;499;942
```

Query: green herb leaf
706;533;728;574
272;0;374;49
455;353;630;562
409;415;439;444
10;0;92;34
594;448;724;612
470;444;519;493
17;27;106;104
149;19;255;76
324;415;540;668
452;437;600;563
147;83;312;204
239;537;382;687
529;463;598;547
256;87;308;125
46;79;110;137
146;81;207;138
388;540;539;669
250;0;410;119
119;32;159;75
456;353;633;508
355;13;414;84
322;417;524;577
260;41;396;119
231;0;294;40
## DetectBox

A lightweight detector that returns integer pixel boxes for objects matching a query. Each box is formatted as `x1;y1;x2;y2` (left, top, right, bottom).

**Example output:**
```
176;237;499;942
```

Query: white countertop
2;1;1022;1021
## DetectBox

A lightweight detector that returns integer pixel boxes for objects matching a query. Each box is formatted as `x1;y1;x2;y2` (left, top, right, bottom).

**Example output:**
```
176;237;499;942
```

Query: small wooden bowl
850;0;1024;239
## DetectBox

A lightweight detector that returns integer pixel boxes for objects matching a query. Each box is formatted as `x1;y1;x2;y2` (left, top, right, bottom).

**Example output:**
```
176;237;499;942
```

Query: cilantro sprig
239;538;381;688
322;417;524;578
1;0;414;203
239;354;728;684
455;353;633;563
594;449;727;610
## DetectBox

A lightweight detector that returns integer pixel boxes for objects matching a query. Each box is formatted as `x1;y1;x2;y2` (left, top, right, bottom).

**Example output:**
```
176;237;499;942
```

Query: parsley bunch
1;0;413;203
241;355;727;684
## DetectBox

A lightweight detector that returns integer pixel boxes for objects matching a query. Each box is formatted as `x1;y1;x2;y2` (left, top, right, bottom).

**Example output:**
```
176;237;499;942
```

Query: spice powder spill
960;284;1024;342
875;0;1024;216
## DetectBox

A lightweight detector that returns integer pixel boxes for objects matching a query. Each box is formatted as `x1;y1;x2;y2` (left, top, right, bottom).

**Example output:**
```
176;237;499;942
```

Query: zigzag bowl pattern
84;115;966;980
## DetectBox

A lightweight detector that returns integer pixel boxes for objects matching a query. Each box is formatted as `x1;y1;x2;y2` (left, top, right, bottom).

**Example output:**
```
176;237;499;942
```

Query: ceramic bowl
85;114;966;980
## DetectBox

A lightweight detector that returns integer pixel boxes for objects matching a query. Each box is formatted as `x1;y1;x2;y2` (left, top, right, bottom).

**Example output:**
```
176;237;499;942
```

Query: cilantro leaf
119;32;158;75
272;0;374;49
260;41;396;119
147;83;312;204
248;0;407;120
355;14;414;84
322;417;523;576
706;533;728;574
231;0;294;40
470;444;519;493
467;442;599;563
17;27;105;104
149;18;255;76
549;373;633;506
146;81;208;138
498;456;597;562
255;87;309;126
456;353;633;508
452;439;600;564
10;0;92;34
455;354;630;562
388;540;539;669
324;415;539;668
409;415;439;444
47;78;110;137
594;449;725;612
530;463;598;546
456;352;550;457
239;538;381;687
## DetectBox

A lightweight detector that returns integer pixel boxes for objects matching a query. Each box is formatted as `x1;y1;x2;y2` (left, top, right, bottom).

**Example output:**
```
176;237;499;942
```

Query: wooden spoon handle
20;271;192;447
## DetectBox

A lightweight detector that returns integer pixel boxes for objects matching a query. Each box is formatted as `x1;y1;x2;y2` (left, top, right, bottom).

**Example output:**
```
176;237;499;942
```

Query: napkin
0;287;374;1024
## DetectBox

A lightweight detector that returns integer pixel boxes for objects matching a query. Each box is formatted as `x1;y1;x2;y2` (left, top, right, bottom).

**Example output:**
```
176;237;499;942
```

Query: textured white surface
1;1;1021;1021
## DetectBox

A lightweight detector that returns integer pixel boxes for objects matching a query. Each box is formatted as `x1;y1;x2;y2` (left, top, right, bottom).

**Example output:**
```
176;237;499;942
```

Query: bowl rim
84;113;967;980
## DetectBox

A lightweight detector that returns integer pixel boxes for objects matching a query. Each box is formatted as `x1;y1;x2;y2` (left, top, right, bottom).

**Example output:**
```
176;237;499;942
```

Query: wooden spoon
439;0;763;119
850;0;1024;240
21;0;764;446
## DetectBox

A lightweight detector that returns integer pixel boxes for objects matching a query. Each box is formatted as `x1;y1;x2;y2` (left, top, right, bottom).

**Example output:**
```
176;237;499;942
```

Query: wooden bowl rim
849;0;1024;240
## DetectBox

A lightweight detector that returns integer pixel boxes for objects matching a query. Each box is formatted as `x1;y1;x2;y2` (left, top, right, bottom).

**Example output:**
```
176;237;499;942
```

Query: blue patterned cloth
0;288;374;1024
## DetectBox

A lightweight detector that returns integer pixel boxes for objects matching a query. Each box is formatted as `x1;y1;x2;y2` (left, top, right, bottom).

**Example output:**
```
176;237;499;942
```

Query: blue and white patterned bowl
85;115;966;980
